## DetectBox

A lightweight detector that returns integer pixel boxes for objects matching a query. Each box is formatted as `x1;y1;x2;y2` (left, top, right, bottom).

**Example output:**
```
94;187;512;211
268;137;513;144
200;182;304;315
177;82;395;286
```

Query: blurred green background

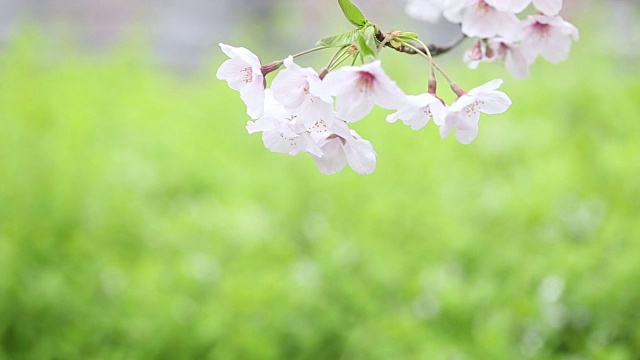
1;1;640;359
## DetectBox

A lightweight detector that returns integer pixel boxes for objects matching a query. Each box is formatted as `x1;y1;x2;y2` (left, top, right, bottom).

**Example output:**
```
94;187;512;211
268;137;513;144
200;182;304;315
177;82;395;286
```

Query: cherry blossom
491;0;563;15
466;39;530;79
319;60;405;122
217;0;577;174
270;56;334;125
439;79;512;144
216;43;266;119
246;90;323;157
520;14;579;64
443;0;522;41
485;0;530;13
531;0;563;16
312;120;377;175
386;93;447;130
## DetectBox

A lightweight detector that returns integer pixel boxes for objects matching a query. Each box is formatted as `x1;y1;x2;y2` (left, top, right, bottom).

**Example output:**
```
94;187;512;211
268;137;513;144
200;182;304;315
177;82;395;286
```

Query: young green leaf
396;32;419;40
317;29;362;48
357;26;378;62
338;0;367;27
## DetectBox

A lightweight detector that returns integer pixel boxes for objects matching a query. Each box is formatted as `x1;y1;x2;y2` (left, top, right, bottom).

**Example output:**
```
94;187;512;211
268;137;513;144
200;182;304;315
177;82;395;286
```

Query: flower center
464;100;485;118
241;67;253;83
356;71;376;92
532;22;551;37
477;0;494;13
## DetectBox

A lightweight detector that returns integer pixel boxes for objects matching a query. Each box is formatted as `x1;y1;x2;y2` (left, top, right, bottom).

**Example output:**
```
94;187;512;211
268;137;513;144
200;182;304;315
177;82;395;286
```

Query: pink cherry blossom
532;0;563;16
443;0;522;41
216;43;265;119
439;79;512;144
485;0;563;15
270;56;334;125
246;90;323;157
319;60;405;122
520;14;579;64
386;93;447;130
311;120;377;175
466;39;530;79
485;0;530;13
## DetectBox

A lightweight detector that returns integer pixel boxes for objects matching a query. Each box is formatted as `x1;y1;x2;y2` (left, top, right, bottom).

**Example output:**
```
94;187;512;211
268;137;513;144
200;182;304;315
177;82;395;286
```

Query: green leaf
317;29;362;48
338;0;367;27
357;26;378;61
396;32;419;40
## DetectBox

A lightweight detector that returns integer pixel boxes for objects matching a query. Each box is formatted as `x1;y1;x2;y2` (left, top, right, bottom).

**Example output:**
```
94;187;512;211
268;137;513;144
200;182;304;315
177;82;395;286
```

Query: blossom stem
326;45;349;69
402;41;456;86
291;46;329;59
327;46;354;72
414;38;436;82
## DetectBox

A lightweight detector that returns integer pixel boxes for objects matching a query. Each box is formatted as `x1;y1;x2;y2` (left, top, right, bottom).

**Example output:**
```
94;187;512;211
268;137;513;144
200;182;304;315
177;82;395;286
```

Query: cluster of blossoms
217;0;578;175
406;0;579;78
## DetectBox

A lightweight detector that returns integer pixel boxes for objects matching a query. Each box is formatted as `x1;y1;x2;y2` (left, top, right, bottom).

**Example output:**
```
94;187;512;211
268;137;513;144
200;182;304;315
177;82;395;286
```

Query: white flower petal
312;139;348;175
344;132;376;175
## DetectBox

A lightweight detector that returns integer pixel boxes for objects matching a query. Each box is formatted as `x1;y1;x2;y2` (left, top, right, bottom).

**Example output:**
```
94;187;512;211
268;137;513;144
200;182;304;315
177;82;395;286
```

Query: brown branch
374;29;466;57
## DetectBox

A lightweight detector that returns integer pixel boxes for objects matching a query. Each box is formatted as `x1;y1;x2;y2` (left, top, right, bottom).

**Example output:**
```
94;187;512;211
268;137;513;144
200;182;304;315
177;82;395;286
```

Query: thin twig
374;29;466;57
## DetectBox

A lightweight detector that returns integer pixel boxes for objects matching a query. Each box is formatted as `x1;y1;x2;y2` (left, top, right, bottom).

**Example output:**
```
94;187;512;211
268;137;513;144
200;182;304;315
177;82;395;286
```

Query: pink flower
520;14;579;64
466;39;529;79
246;90;323;157
319;60;405;122
270;56;334;125
491;0;562;15
444;0;522;41
216;43;265;119
386;93;447;130
485;0;530;13
311;120;377;175
439;79;512;144
531;0;563;16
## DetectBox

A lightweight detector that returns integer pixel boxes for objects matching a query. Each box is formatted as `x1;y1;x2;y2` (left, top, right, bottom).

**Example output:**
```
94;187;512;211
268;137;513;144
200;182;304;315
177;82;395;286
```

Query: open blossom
312;120;377;175
466;39;529;79
270;56;334;125
521;14;579;64
490;0;563;15
439;79;512;144
485;0;530;13
216;43;265;119
386;93;447;130
531;0;563;16
443;0;522;41
319;60;405;122
246;90;322;157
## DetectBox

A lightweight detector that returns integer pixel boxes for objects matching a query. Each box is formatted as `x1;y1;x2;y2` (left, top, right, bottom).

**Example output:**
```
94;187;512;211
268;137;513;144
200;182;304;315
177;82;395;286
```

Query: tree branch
374;29;466;57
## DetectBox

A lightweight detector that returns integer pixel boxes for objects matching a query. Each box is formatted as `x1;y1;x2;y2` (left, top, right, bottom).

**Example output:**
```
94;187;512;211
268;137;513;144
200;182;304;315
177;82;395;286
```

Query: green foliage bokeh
1;26;640;359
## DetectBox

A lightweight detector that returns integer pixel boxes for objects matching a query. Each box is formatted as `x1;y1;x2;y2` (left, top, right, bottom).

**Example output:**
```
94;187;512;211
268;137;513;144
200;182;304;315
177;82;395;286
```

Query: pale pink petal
454;122;479;144
239;81;266;119
344;132;376;175
312;139;348;175
486;0;531;13
219;43;261;66
504;46;530;79
477;91;512;114
271;66;308;109
335;86;375;122
532;0;562;15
